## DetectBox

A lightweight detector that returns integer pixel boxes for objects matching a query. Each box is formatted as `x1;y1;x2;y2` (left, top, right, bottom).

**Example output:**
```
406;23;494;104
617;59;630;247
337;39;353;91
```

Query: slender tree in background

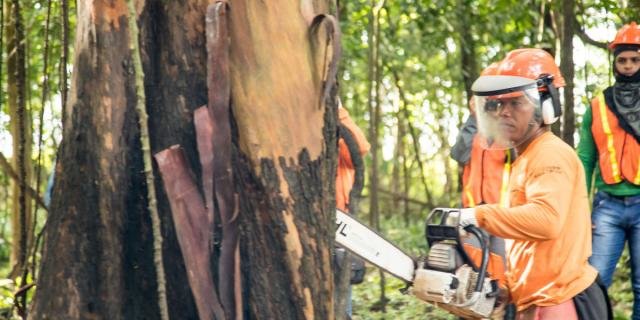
455;0;478;99
366;0;381;231
31;0;53;283
559;0;576;146
60;0;70;130
6;0;32;289
366;0;388;312
125;0;168;318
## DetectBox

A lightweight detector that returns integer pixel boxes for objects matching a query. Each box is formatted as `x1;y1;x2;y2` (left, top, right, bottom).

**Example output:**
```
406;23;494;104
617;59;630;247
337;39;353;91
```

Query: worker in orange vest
458;48;611;319
577;21;640;320
452;63;514;208
452;63;513;319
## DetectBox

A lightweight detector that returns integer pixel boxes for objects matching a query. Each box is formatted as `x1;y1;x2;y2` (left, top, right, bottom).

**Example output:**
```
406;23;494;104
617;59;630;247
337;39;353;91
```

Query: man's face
487;95;538;144
615;50;640;77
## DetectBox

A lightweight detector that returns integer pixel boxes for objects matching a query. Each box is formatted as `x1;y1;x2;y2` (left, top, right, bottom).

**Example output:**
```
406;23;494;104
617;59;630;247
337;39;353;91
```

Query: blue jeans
589;191;640;320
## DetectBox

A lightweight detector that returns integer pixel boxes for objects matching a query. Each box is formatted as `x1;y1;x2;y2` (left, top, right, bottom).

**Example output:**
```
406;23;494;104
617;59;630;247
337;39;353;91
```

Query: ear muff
541;98;558;124
537;75;562;124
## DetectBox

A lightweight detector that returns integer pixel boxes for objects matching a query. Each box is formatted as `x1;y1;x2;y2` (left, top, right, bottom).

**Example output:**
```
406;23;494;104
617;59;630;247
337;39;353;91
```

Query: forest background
0;0;638;319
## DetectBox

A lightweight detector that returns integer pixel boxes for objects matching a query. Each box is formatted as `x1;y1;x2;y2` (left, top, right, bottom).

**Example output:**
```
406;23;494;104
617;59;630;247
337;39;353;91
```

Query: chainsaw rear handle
462;224;489;294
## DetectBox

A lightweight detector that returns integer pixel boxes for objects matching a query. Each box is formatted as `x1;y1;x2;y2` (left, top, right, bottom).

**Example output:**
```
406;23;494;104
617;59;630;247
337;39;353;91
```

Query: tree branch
0;153;47;211
574;20;608;50
573;1;609;50
377;188;429;207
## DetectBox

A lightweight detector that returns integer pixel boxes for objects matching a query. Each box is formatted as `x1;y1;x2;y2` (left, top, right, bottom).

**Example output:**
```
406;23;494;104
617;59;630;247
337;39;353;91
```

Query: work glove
458;207;477;227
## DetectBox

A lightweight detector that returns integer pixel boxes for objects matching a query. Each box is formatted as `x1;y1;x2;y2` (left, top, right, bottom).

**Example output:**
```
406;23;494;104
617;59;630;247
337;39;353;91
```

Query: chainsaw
335;207;500;319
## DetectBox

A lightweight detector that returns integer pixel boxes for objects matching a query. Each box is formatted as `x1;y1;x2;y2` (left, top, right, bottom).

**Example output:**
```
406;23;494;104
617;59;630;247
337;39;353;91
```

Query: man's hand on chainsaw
458;208;478;227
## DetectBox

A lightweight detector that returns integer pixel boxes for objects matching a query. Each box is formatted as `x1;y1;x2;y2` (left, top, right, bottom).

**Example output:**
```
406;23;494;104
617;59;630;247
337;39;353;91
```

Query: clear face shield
471;75;542;150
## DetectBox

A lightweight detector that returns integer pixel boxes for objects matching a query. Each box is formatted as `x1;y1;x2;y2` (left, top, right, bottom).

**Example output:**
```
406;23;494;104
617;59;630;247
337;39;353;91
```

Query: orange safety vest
461;135;512;208
591;93;640;185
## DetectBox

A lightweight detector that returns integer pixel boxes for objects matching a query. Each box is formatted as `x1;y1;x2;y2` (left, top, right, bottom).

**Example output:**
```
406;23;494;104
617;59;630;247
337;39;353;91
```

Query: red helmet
609;22;640;50
495;48;565;89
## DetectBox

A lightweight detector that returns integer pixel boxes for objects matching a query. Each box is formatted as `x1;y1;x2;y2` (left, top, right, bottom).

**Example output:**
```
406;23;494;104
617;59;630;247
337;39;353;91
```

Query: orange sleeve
336;107;370;212
338;107;370;155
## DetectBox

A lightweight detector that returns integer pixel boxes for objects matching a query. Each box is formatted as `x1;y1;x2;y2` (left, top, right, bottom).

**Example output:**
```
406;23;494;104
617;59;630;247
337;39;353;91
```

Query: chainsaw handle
424;208;460;246
462;225;490;293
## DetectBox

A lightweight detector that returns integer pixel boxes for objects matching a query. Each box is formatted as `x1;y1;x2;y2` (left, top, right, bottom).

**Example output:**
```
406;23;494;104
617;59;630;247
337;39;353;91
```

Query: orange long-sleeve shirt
475;131;597;311
336;107;370;212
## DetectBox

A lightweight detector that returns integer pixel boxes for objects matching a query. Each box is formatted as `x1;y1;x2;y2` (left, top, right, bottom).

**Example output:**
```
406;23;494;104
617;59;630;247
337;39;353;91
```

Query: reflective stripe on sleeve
499;151;511;208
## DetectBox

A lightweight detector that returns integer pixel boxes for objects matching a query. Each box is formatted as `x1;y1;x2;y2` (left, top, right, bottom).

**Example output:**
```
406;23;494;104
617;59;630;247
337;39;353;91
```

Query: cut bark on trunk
155;146;225;320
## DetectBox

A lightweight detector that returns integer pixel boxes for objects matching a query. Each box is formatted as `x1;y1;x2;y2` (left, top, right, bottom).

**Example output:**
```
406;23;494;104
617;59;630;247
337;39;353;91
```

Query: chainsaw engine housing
412;208;499;319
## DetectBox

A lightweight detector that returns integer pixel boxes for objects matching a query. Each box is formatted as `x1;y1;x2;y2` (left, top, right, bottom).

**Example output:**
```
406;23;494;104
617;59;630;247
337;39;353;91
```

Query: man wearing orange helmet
458;48;611;319
577;21;640;320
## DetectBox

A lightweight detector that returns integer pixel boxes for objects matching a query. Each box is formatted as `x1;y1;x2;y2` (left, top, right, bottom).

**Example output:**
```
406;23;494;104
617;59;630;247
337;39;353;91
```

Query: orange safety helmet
609;22;640;50
481;61;501;76
495;48;565;89
472;48;565;127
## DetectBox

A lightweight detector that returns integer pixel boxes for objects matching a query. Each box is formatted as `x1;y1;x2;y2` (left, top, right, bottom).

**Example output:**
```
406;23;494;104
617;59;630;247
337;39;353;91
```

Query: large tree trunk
30;1;204;318
30;1;337;319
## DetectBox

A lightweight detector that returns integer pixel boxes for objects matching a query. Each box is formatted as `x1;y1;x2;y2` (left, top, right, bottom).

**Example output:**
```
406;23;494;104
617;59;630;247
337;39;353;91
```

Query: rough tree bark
32;1;211;319
30;1;339;319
